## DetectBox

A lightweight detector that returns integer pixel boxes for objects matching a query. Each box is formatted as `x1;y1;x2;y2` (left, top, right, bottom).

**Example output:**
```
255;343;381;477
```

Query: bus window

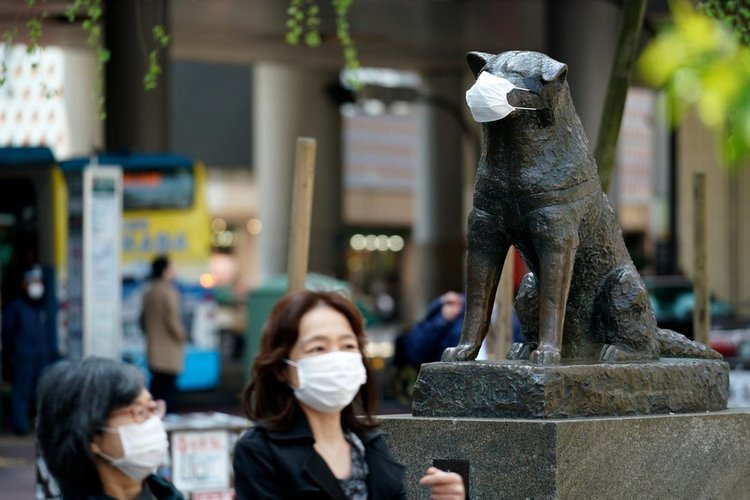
123;167;195;210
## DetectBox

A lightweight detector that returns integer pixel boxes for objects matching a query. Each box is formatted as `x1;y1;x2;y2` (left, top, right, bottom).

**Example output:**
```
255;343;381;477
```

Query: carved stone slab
411;359;729;418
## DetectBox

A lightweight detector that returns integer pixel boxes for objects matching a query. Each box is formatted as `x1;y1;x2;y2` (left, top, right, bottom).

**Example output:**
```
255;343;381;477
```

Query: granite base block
380;410;750;500
412;358;729;418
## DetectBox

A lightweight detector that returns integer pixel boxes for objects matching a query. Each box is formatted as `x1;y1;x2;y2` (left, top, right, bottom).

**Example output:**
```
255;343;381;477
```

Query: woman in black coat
233;290;464;499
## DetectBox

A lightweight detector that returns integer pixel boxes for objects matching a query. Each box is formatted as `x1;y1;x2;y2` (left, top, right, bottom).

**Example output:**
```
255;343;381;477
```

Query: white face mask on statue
465;71;542;122
27;282;44;300
98;416;169;480
286;351;367;413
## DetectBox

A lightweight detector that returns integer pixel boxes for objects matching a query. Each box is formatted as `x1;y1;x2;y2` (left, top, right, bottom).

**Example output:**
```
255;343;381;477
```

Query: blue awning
60;152;194;171
0;147;56;167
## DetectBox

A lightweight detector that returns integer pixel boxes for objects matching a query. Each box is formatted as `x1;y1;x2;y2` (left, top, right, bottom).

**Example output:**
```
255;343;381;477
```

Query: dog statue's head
465;51;569;125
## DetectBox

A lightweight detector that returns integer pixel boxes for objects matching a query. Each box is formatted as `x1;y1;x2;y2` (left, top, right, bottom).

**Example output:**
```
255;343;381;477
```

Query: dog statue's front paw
441;344;480;361
507;342;535;360
529;345;561;365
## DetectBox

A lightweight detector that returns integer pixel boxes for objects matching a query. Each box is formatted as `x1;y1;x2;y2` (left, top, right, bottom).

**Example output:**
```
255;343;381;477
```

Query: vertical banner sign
83;165;123;358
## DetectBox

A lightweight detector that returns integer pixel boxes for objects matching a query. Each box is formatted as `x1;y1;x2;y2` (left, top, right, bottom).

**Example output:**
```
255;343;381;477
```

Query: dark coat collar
260;407;403;500
262;406;384;444
302;452;349;500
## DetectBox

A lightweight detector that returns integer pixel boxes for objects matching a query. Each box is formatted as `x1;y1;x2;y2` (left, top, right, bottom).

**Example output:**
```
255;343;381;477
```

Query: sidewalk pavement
0;432;36;500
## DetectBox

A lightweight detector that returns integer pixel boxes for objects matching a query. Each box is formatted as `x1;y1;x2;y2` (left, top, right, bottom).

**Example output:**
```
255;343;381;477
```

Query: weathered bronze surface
412;359;729;418
442;50;721;365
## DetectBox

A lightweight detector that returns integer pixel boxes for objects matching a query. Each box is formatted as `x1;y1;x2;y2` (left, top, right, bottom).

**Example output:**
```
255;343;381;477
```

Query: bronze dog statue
442;50;721;365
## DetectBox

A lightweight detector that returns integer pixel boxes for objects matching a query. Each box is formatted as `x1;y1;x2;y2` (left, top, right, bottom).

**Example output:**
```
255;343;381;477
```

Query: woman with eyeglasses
233;290;465;499
36;356;183;499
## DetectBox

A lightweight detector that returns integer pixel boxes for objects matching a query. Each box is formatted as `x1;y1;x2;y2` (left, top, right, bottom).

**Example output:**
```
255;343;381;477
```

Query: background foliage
286;0;359;87
639;0;750;167
1;0;170;119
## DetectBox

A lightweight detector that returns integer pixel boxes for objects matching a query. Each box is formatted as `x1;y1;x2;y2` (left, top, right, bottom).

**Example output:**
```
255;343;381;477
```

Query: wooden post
287;137;317;293
693;172;710;345
492;248;516;359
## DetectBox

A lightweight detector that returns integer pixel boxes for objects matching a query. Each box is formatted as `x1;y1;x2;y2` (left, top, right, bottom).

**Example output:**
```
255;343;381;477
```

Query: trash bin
244;274;351;379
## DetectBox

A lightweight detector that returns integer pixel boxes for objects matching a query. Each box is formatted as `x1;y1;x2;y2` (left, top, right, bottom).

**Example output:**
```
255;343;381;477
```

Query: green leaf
89;5;102;21
304;31;321;47
96;46;110;63
2;28;16;43
286;32;300;45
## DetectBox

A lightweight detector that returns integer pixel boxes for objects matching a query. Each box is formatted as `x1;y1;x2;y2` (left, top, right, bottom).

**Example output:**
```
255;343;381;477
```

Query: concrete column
253;64;343;282
547;0;621;147
104;0;169;151
413;71;465;313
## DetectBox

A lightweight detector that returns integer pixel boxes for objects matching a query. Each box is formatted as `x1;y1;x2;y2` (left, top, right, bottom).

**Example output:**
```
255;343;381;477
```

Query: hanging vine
1;0;170;120
64;0;109;118
286;0;360;87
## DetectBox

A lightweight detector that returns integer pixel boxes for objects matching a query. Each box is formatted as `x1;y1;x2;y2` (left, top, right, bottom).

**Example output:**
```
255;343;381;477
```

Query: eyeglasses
109;399;166;423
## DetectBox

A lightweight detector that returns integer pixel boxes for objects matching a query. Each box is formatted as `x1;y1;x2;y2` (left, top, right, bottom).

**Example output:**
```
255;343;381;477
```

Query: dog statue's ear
541;58;568;83
467;51;491;79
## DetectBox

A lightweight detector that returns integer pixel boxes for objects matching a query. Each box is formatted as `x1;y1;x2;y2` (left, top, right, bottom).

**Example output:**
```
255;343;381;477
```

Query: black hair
36;357;146;497
151;255;170;280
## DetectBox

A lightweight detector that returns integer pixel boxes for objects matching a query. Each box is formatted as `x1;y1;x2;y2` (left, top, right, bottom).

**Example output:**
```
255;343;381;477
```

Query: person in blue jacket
402;291;522;365
1;265;57;435
402;292;467;365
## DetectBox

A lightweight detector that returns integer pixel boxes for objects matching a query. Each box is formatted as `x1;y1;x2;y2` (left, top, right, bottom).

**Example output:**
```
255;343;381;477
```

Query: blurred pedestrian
36;356;182;499
401;291;522;366
402;291;467;365
1;265;57;435
141;255;187;408
233;290;465;499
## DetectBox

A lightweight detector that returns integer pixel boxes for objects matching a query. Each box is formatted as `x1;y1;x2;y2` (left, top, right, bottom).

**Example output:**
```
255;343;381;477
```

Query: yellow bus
0;147;219;390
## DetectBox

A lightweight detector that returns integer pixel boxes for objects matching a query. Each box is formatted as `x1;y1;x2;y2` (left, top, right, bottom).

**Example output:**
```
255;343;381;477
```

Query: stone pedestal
412;359;729;418
379;410;750;499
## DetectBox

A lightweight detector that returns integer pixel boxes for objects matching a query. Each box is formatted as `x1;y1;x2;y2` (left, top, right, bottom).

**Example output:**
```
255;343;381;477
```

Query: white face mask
98;416;169;481
27;282;44;300
286;351;367;413
465;71;541;122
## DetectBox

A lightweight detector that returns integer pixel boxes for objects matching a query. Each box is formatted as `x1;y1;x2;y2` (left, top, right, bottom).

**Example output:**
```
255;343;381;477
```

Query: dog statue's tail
656;328;723;359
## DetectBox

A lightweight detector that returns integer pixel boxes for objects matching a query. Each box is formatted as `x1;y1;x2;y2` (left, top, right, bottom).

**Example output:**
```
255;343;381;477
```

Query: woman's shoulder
351;426;398;459
355;425;385;443
235;425;270;449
